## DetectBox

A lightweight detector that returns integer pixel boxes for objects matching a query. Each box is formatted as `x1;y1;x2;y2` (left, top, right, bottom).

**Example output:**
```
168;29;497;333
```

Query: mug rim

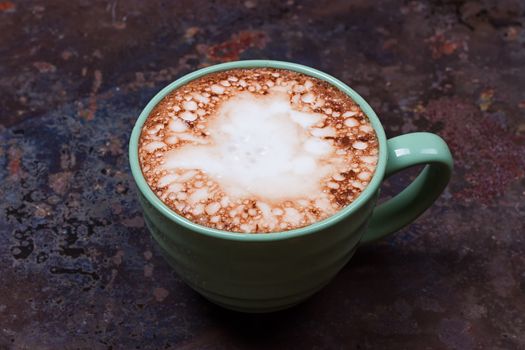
129;60;387;242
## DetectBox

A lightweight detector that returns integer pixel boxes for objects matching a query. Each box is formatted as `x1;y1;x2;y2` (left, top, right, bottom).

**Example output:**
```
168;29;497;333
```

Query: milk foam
162;91;333;200
138;68;379;233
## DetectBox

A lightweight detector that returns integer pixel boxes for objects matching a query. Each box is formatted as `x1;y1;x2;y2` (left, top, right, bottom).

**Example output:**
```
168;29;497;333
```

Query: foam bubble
358;171;372;181
304;80;313;89
180;111;197;121
158;174;179;187
343;111;358;118
360;155;377;164
284;207;302;225
344;117;359;127
352;141;368;150
205;202;221;215
189;187;209;204
183;100;198;111
169;118;188;132
210;84;225;94
144;141;166;153
191;93;210;104
301;92;315;103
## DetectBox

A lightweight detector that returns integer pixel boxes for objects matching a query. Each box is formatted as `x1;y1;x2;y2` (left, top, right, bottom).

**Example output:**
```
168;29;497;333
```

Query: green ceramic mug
129;60;453;313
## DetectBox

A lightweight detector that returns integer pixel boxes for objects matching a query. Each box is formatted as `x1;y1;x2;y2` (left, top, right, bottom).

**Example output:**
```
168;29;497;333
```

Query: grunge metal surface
1;1;524;349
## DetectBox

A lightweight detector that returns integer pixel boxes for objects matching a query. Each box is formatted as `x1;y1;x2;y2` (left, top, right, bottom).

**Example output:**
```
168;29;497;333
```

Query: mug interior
129;60;388;241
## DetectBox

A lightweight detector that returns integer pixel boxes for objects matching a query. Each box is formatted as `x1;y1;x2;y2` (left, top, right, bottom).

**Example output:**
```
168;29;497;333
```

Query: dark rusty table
1;1;524;349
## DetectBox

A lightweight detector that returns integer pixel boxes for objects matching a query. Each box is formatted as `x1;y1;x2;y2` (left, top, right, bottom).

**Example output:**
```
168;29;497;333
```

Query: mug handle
360;132;453;245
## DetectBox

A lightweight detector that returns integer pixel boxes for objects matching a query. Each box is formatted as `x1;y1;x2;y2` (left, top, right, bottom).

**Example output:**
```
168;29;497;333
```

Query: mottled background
1;0;524;349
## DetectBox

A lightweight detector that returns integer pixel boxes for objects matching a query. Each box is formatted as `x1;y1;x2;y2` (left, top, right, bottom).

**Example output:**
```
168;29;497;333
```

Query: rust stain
112;21;127;30
425;97;525;202
517;123;525;136
8;158;20;175
478;89;494;112
244;0;257;9
153;287;169;302
99;138;123;156
7;145;22;177
80;69;103;120
61;50;73;60
426;33;459;59
48;171;72;195
121;216;144;228
144;263;154;278
503;26;520;41
33;203;52;218
207;30;269;62
0;1;15;12
184;26;200;40
33;61;57;73
143;250;152;260
112;250;124;266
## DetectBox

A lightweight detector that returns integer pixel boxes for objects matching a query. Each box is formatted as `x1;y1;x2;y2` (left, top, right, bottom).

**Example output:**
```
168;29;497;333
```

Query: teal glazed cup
129;60;453;313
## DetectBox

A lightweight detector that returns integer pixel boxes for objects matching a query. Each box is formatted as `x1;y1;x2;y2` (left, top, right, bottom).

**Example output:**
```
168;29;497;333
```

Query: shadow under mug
129;60;453;313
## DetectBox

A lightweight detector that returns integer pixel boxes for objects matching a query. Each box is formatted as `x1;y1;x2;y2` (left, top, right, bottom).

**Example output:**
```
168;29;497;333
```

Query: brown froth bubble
138;68;379;233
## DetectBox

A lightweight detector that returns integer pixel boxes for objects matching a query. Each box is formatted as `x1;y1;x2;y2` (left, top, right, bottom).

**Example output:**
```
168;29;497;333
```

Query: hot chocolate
138;68;378;233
